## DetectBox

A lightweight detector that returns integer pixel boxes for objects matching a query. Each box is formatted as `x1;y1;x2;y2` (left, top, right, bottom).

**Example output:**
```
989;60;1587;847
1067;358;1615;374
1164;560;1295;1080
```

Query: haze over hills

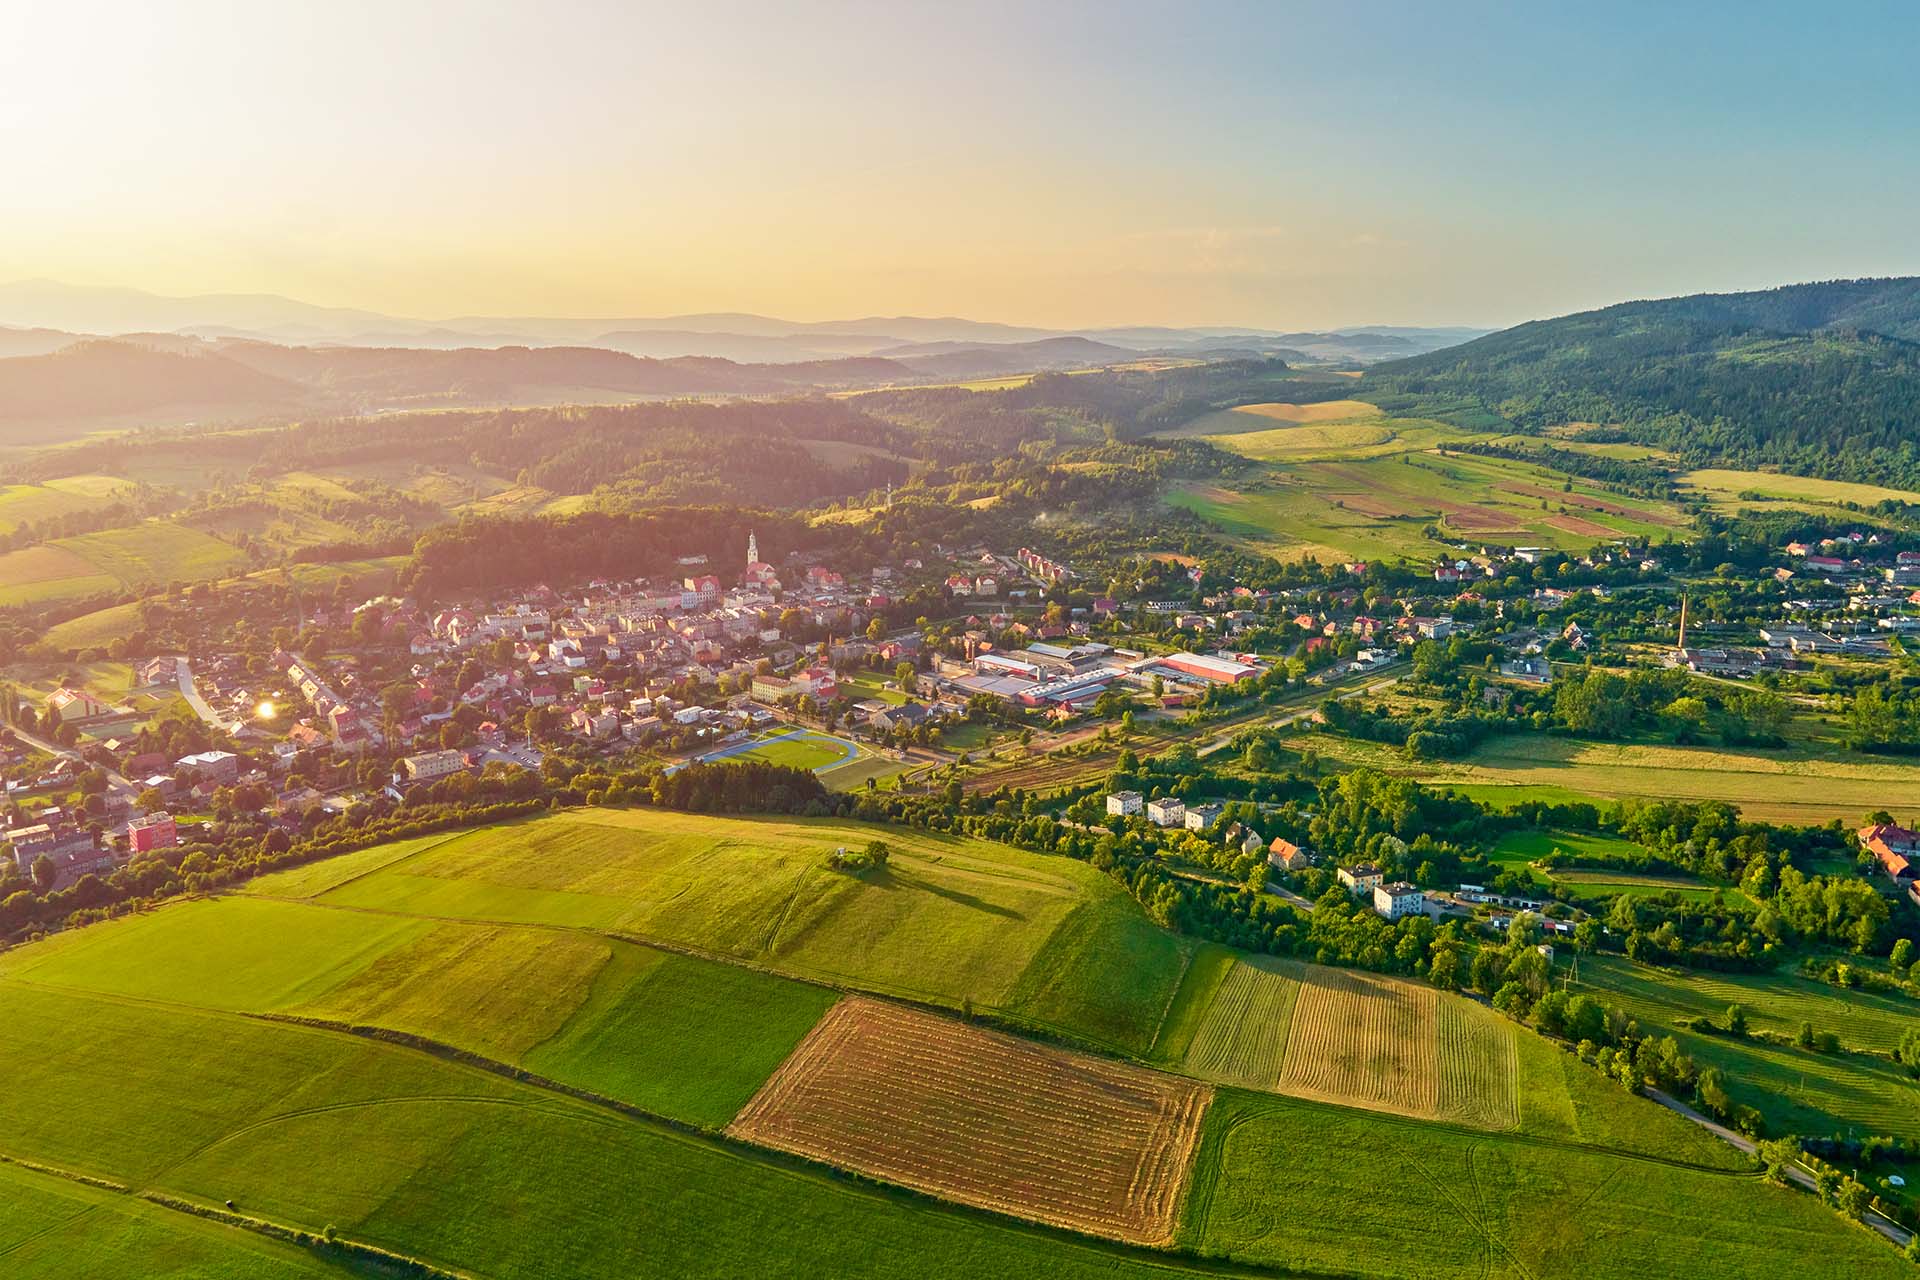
0;278;1484;364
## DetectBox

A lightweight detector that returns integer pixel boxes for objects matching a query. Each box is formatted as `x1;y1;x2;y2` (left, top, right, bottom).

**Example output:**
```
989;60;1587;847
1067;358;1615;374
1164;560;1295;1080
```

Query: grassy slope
1572;953;1920;1139
0;983;1224;1280
1;806;1905;1277
1164;413;1687;565
0;1161;361;1279
1308;730;1920;825
1180;1090;1908;1280
303;808;1186;1054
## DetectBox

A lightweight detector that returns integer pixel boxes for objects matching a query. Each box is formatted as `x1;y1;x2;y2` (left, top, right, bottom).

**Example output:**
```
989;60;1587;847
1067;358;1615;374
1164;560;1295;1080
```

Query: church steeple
747;531;759;567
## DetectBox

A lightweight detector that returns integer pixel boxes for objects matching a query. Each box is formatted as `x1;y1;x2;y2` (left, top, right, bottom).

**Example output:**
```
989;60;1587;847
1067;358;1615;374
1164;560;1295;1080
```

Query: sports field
731;997;1210;1244
696;728;860;772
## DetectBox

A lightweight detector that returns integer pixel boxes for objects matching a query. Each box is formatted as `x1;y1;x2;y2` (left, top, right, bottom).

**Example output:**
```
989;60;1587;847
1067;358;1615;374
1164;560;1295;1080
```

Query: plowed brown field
729;997;1211;1244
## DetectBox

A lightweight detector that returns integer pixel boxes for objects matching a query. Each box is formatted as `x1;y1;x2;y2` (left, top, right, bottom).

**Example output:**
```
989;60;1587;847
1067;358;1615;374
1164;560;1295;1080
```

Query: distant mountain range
0;279;1483;365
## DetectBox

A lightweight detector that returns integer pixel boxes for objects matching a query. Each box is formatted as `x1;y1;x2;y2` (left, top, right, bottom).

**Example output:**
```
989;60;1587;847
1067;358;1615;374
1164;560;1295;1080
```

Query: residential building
1183;802;1223;832
127;812;178;854
174;750;240;785
1146;797;1186;828
1337;863;1384;893
1266;838;1311;872
1372;881;1424;920
1105;790;1143;817
398;749;467;783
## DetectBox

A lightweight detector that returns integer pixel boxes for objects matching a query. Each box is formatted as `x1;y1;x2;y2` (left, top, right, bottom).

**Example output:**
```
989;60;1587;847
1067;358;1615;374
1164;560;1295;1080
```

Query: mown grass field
1310;731;1920;825
1572;953;1920;1139
248;808;1195;1056
1179;1090;1911;1280
1168;436;1687;565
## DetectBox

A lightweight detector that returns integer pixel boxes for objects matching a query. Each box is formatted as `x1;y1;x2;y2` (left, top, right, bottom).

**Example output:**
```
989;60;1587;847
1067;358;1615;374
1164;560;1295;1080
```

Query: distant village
9;525;1920;899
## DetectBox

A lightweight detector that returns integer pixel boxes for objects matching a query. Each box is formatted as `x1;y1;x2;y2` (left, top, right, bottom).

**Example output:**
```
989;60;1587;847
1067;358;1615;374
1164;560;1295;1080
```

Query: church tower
747;531;759;567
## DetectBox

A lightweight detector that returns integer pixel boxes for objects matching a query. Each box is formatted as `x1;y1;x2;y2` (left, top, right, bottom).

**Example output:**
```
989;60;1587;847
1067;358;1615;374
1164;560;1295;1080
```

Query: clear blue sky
3;0;1916;327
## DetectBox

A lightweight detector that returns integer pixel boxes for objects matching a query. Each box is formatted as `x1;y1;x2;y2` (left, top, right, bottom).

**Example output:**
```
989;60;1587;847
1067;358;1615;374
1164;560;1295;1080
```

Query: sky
3;0;1919;330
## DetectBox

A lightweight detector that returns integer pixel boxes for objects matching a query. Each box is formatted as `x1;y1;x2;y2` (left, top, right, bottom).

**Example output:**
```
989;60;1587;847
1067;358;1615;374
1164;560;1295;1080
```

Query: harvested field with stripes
1182;958;1298;1089
728;997;1211;1244
1435;998;1519;1128
1278;967;1438;1114
1169;958;1521;1129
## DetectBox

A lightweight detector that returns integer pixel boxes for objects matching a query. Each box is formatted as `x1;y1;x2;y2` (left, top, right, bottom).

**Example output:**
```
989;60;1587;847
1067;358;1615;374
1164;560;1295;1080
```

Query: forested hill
1362;277;1920;487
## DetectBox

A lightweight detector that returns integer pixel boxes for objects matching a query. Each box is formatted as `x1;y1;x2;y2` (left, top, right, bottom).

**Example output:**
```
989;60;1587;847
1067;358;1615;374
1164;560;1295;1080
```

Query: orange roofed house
1858;822;1919;885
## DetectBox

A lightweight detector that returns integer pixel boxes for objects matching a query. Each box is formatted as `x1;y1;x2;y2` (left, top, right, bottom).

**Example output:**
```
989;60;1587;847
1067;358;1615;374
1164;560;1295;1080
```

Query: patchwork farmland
731;997;1210;1244
0;806;1910;1277
1163;405;1688;564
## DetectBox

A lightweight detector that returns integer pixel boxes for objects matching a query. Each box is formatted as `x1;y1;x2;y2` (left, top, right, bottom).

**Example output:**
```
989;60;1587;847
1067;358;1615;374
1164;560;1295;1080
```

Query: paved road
1646;1088;1912;1249
8;721;136;797
175;658;234;731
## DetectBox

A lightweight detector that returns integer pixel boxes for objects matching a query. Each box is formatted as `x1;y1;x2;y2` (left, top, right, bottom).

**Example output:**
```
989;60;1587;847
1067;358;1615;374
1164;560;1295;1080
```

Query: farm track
730;997;1212;1245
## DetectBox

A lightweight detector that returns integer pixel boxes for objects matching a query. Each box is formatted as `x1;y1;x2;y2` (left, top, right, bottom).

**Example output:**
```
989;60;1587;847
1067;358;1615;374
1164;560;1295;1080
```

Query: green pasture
1180;1090;1909;1280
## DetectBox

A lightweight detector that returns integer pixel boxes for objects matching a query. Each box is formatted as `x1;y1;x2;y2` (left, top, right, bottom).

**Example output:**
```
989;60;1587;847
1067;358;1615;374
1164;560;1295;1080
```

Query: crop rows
728;997;1210;1244
1183;960;1299;1089
1435;998;1519;1130
1278;968;1438;1118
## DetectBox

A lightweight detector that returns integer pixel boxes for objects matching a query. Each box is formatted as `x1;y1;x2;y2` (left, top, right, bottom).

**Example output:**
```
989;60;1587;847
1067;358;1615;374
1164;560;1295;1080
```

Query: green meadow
1308;731;1920;826
272;808;1192;1054
0;805;1909;1278
1180;1091;1909;1280
1572;953;1920;1139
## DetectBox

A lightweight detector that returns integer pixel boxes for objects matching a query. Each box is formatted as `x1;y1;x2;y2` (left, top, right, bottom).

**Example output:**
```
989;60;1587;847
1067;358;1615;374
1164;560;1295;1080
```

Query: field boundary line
137;1193;482;1280
297;829;474;899
225;1016;1318;1279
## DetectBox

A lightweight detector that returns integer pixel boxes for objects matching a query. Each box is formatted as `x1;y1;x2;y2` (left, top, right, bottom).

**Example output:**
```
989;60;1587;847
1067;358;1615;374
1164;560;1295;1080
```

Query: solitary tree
29;855;56;892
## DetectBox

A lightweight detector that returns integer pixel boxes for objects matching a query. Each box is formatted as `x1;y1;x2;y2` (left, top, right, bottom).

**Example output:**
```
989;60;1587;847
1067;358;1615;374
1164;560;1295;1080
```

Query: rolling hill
1363;277;1920;486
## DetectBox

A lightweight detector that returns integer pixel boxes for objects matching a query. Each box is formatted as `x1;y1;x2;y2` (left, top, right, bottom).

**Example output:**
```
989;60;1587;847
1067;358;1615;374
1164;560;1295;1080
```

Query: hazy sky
5;1;1919;329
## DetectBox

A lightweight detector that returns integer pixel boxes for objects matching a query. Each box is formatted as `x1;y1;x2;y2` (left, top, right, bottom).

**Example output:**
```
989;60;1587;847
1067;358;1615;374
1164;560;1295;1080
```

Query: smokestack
1676;593;1689;651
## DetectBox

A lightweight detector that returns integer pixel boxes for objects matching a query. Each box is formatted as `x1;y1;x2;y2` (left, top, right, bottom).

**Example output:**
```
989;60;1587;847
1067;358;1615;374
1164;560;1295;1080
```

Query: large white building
1372;881;1424;920
1146;797;1186;828
1105;790;1143;817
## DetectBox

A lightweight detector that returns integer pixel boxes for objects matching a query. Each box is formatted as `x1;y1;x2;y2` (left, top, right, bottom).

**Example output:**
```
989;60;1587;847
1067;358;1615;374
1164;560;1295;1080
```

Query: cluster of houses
1106;787;1319;871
